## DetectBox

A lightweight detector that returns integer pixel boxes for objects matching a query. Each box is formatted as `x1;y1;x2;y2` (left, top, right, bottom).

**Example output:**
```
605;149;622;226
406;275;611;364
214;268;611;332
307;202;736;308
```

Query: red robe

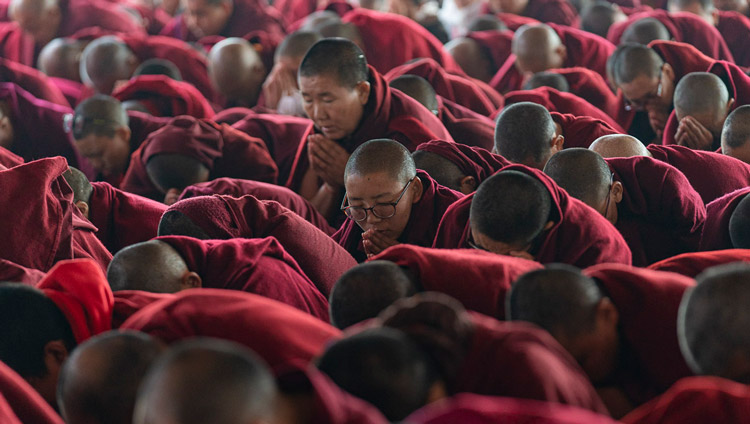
546;67;627;126
121;288;342;372
121;115;278;200
0;57;68;107
0;361;62;424
163;195;356;296
465;30;515;78
0;146;23;168
384;57;504;117
112;290;173;328
584;263;695;405
332;170;463;262
608;10;734;62
87;181;167;253
552;111;621;149
432;164;633;267
155;236;330;320
699;187;750;250
415;139;510;184
622;376;750;424
650;40;716;80
0;259;45;285
647;144;750;204
0;23;34;67
286;66;454;190
48;77;84;108
112;75;215;119
371;244;542;319
439;97;496;150
54;0;146;42
404;393;618;424
647;249;750;278
520;0;579;26
716;10;750;68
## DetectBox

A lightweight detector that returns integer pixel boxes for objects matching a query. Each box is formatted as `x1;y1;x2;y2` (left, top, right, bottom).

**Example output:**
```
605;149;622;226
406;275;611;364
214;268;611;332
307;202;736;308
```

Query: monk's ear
551;134;564;151
596;297;619;328
180;271;202;290
43;340;69;371
542;220;554;231
726;98;736;114
459;175;477;194
410;176;424;204
74;200;90;220
662;63;675;84
611;181;624;203
356;81;371;105
556;45;567;64
115;126;131;143
164;188;182;206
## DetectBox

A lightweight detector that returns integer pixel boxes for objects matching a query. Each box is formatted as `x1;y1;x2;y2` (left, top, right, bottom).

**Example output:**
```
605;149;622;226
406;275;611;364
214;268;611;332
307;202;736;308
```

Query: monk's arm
298;167;343;219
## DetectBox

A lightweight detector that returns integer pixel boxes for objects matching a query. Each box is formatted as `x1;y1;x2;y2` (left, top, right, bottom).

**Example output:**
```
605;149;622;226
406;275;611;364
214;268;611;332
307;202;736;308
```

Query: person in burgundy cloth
413;140;509;194
111;75;215;119
482;0;578;26
0;259;45;286
107;236;330;320
722;105;750;164
157;194;356;296
0;259;114;407
333;139;463;262
0;56;68;107
509;264;695;418
0;360;62;424
699;187;750;250
289;38;453;219
120;115;278;201
445;30;514;85
647;249;750;277
207;37;268;109
433;165;632;267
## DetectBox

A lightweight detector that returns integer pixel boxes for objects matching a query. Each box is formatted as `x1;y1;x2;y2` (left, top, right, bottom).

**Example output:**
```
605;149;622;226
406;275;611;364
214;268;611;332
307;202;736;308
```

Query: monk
290;38;452;219
715;0;750;15
508;264;695;417
111;75;215;119
334;139;463;262
648;249;750;278
57;332;163;424
678;263;750;384
445;30;514;84
700;187;750;250
721;105;750;164
107;236;329;320
207;37;267;108
0;56;68;107
0;259;113;407
433;165;632;267
157;194;356;296
580;1;628;39
36;37;85;83
120;115;278;201
0;360;62;424
544;148;705;265
483;0;578;26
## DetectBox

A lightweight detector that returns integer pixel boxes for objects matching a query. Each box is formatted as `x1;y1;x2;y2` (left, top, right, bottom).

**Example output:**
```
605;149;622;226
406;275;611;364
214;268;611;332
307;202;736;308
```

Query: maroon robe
699;187;750;250
552;111;621;149
155;236;330;320
54;0;146;41
0;361;62;424
416;139;510;185
384;57;504;116
112;75;215;119
121;288;341;372
432;164;633;268
606;156;705;266
0;145;23;168
0;23;34;67
0;259;45;285
332;170;463;262
647;144;750;204
439;97;496;150
112;290;173;328
608;10;734;62
371;244;542;319
87;181;166;253
48;77;84;108
0;57;68;107
163;195;356;296
466;30;515;79
716;10;750;68
648;249;750;278
584;263;695;405
650;40;716;80
121;115;278;200
546;67;628;126
286;66;454;190
519;0;578;26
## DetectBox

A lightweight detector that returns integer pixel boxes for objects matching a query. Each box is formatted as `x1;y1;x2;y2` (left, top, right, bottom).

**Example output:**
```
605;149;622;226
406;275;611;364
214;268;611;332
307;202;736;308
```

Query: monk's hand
648;110;669;139
262;64;297;110
676;116;713;150
362;229;399;258
308;134;350;187
164;188;182;206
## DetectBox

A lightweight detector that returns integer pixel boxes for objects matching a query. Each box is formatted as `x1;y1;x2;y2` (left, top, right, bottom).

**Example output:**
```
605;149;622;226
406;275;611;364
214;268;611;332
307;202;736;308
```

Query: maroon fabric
48;77;84;108
433;164;632;267
332;170;463;262
87;181;167;253
163;195;356;296
647;144;750;204
546;67;626;126
606;157;706;266
466;30;515;76
155;236;330;320
551;111;621;149
521;0;579;26
416;139;510;185
384;57;504;117
650;40;716;80
699;187;750;250
0;145;23;168
55;0;146;43
584;263;695;405
439;97;496;150
112;290;173;328
121;288;341;372
111;75;215;119
405;393;618;424
286;66;454;190
608;10;734;62
121;115;278;199
0;361;62;424
0;22;35;67
504;87;626;133
126;110;172;150
492;11;541;30
0;259;45;285
371;244;542;319
716;10;750;67
647;249;750;278
0;57;69;107
339;8;463;75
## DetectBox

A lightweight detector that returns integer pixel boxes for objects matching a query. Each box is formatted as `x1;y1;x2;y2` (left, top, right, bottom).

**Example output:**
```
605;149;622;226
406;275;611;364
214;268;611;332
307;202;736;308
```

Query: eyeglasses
623;72;664;112
341;178;415;222
63;113;116;140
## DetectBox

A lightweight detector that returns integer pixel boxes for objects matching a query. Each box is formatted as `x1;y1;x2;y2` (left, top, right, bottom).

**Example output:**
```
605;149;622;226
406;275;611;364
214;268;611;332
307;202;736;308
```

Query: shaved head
134;59;183;81
412;150;467;192
523;72;570;92
389;75;439;114
679;263;750;382
9;0;61;45
275;30;323;63
158;210;212;240
134;338;277;424
345;139;417;185
445;37;494;83
722;105;750;163
611;43;664;86
621;17;671;45
298;37;368;89
580;1;627;38
466;14;508;32
80;36;139;95
146;154;210;194
589;134;651;158
298;10;341;31
512;24;566;75
729;194;750;249
37;37;85;81
106;240;190;292
329;261;418;330
58;332;164;424
494;102;557;169
72;95;129;140
674;72;732;145
543;148;611;208
62;166;93;204
208;37;267;107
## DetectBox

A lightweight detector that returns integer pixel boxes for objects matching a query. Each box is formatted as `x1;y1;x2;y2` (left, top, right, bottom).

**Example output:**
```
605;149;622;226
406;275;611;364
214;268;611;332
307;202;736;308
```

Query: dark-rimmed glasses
624;73;663;112
63;113;116;140
341;177;415;222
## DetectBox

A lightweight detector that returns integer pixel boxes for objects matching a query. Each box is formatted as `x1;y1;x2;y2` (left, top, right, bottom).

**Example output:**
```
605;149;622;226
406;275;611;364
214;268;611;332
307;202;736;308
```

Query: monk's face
75;129;131;177
618;69;674;135
185;0;232;38
561;299;620;383
470;228;534;260
299;73;370;141
676;108;729;147
11;4;61;45
344;172;423;241
723;140;750;164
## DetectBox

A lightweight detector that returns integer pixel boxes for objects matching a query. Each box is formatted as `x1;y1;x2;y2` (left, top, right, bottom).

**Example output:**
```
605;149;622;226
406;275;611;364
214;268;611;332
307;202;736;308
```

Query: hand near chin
362;229;399;259
675;116;714;151
308;133;350;187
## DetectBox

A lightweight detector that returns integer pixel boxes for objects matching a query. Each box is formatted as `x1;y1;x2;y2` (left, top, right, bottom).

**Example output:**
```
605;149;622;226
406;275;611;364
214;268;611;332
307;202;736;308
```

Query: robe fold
552;112;622;149
716;10;750;68
699;187;750;250
111;75;215;119
0;361;62;424
415;139;511;185
647;249;750;278
439;97;496;150
0;259;45;285
546;67;627;126
0;57;69;107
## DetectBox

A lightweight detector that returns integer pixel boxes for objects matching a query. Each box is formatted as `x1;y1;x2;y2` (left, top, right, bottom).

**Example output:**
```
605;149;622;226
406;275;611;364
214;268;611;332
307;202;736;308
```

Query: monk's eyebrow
348;192;396;201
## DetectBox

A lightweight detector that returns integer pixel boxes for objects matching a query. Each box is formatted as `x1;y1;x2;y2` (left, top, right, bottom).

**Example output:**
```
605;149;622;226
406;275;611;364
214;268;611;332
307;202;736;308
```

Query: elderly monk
334;139;463;262
0;260;113;407
508;264;695;417
544;148;705;265
289;38;452;219
207;37;267;109
722;105;750;164
678;263;750;384
261;31;322;114
57;332;163;424
107;236;329;320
